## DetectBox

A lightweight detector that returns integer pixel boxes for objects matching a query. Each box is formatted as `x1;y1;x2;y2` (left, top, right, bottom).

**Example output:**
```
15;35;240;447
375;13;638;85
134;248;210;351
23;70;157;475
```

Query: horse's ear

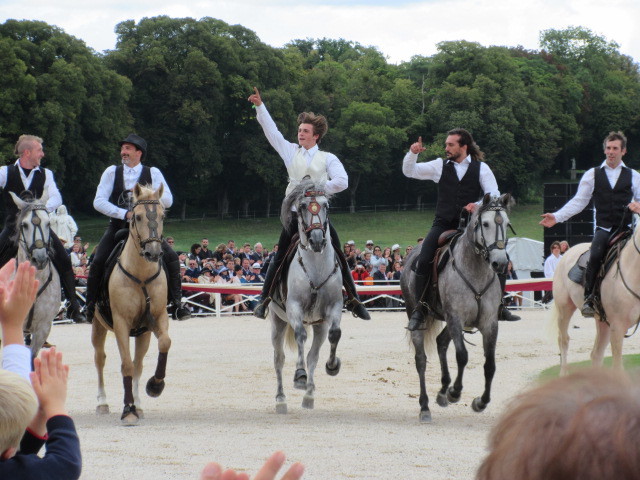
133;183;143;201
482;193;491;205
156;183;164;200
500;193;514;209
9;191;26;210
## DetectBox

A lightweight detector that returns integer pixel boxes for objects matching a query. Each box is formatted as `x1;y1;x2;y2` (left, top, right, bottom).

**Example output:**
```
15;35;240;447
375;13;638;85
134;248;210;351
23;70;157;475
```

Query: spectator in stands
560;240;570;254
351;262;368;285
542;241;561;303
50;205;77;249
253;243;264;262
370;246;387;273
212;243;227;262
227;265;248;313
69;235;89;255
226;240;236;256
364;240;374;255
362;252;373;272
165;237;175;249
391;243;402;260
248;262;265;284
189;244;202;266
372;262;391;307
237;243;256;263
391;261;403;281
184;259;201;282
69;243;85;269
198;238;213;262
382;247;393;269
405;245;414;257
241;258;252;276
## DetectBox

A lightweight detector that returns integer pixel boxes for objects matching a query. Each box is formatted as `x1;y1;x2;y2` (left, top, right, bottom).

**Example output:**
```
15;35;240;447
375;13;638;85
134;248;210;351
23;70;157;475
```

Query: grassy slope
75;202;544;253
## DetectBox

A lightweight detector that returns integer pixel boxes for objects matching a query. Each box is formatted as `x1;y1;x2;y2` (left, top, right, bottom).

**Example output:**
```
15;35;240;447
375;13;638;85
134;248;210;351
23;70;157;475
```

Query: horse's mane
280;180;332;230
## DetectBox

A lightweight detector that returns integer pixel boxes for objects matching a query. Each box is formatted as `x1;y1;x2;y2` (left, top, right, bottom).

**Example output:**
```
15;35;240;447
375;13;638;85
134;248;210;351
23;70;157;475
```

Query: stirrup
254;297;271;319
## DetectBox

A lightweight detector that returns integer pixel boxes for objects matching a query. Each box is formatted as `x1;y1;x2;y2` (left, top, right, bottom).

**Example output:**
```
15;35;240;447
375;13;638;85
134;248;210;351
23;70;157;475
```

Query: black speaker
543;183;594;256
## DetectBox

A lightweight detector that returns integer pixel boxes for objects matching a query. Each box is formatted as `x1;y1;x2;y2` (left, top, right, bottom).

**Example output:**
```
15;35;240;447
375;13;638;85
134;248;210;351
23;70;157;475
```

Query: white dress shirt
544;253;561;278
553;160;640;228
93;163;173;220
255;103;348;195
402;151;500;197
0;161;62;213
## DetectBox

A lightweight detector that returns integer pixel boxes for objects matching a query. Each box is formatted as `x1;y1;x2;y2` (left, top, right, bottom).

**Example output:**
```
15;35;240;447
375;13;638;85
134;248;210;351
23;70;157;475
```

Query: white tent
506;237;544;278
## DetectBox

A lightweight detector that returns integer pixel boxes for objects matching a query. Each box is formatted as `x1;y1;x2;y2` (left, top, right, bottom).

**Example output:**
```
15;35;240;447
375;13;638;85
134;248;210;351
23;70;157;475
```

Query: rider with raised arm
83;134;190;323
0;135;86;323
540;131;640;317
402;130;519;331
247;87;369;320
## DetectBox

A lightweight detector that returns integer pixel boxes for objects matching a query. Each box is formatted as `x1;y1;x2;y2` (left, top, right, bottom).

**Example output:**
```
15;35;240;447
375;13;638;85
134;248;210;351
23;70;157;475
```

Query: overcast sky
1;0;638;64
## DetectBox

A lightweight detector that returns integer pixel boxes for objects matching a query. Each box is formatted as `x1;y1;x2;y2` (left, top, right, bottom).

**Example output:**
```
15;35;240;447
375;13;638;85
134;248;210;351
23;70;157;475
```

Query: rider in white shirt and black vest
84;134;190;322
0;135;86;323
541;131;640;316
402;130;519;331
247;87;370;320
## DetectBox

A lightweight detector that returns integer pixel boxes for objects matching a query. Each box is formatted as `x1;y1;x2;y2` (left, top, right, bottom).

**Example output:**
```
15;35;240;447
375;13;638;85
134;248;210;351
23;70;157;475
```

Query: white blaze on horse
401;194;512;422
10;192;61;364
91;184;171;425
269;181;344;414
552;218;640;375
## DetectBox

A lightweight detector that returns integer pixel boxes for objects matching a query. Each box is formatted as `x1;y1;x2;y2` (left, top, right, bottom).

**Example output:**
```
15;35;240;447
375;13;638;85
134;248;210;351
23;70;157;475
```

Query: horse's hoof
419;410;432;423
436;392;449;407
276;402;288;414
121;405;140;426
447;387;461;403
146;376;165;398
325;358;341;376
471;397;487;412
302;395;314;409
136;408;145;419
294;369;307;390
96;404;110;415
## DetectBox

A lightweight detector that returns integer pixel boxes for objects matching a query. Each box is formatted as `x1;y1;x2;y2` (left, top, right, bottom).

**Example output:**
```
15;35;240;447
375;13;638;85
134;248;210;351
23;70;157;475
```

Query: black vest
593;166;633;229
2;164;46;227
108;165;152;228
435;159;483;223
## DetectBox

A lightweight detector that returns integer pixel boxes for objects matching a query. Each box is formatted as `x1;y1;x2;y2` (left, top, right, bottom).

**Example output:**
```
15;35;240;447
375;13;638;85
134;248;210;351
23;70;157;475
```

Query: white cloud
0;0;638;63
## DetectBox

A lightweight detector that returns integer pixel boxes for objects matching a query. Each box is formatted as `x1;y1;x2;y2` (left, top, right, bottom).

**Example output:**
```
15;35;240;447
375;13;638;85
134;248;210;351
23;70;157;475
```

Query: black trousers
584;228;618;296
414;217;460;276
86;221;181;305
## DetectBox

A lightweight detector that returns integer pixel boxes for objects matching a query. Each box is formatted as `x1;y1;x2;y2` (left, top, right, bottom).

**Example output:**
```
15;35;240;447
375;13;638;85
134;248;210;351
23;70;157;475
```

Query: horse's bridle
129;199;163;256
298;190;329;246
19;203;51;261
471;204;508;262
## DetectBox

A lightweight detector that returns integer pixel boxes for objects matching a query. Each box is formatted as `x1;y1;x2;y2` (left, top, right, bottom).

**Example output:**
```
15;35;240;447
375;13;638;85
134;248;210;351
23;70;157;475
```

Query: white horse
10;192;61;364
269;181;344;414
552;217;640;375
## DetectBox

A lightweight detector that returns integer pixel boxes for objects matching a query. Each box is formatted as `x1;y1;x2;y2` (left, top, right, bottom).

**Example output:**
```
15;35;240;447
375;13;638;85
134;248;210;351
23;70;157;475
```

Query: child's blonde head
0;370;37;452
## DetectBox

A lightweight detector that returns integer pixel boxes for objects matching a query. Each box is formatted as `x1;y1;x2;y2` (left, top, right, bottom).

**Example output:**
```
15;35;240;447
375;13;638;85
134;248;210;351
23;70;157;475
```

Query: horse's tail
284;324;309;351
406;316;443;355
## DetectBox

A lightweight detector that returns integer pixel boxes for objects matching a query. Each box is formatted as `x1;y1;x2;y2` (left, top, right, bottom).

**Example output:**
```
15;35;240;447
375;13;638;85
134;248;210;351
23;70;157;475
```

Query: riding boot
165;256;191;321
253;259;277;319
407;273;429;331
497;272;520;321
581;262;597;317
342;265;371;320
60;267;87;323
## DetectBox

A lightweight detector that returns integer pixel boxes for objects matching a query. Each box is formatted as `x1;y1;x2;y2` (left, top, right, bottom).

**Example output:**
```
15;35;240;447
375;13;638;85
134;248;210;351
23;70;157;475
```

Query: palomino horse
10;192;61;364
401;194;512;422
269;181;343;414
92;184;171;425
552;218;640;375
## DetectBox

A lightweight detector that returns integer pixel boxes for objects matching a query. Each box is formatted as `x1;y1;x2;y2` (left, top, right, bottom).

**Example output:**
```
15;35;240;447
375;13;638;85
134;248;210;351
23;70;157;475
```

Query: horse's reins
116;259;163;329
611;212;640;337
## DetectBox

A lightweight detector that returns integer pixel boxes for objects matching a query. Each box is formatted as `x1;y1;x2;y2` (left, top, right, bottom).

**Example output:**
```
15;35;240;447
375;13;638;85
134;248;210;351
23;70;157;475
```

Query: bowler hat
120;133;147;160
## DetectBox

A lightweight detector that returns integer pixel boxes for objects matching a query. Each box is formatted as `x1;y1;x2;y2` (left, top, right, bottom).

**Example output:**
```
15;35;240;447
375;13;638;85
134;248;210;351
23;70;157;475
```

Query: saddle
567;230;632;318
95;230;149;337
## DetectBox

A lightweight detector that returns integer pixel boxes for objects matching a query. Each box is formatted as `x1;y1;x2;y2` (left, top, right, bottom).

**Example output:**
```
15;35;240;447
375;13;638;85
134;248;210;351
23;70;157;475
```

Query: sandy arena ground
23;309;640;479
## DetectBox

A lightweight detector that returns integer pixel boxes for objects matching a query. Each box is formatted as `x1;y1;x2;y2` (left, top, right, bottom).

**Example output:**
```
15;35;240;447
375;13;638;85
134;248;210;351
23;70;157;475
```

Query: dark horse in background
401;194;512;422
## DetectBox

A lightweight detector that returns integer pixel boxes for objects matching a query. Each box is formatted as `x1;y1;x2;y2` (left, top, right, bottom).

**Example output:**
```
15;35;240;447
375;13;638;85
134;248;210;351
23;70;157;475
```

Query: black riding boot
165;255;191;321
60;267;87;323
581;262;597;317
407;273;429;331
253;259;277;319
498;272;520;321
341;261;371;320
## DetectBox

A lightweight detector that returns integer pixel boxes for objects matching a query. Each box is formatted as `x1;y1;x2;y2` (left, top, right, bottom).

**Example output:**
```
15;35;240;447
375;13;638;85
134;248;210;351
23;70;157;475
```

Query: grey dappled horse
401;194;511;422
269;181;343;414
10;192;61;363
